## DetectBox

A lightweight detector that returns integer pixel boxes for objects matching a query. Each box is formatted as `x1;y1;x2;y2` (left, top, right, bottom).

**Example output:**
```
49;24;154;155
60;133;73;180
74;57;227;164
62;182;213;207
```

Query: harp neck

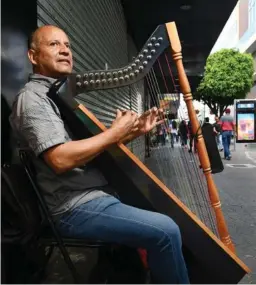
68;25;169;95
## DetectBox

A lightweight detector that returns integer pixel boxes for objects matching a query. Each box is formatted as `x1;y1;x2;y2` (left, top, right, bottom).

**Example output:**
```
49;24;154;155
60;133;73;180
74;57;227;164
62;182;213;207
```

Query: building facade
211;0;256;99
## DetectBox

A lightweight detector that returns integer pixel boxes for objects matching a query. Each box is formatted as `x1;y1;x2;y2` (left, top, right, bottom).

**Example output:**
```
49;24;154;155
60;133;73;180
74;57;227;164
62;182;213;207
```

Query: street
214;143;256;284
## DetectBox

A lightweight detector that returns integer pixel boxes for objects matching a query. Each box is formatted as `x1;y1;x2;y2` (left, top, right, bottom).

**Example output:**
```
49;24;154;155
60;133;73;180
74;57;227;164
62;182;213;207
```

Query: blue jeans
216;134;223;150
222;131;232;158
57;196;189;284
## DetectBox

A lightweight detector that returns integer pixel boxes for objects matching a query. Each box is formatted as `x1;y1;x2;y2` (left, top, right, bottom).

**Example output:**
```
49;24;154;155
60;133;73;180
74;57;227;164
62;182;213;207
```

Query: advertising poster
237;113;255;140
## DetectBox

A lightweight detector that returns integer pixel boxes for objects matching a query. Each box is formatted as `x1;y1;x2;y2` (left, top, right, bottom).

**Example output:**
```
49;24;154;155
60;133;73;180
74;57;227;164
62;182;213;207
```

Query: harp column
166;22;235;253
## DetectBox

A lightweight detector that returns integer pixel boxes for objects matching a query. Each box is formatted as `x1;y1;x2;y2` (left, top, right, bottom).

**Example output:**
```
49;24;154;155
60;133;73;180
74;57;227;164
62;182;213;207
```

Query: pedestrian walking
219;109;235;160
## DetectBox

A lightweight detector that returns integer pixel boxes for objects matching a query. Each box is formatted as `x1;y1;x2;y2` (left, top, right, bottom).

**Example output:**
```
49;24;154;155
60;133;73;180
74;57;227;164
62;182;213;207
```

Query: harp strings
152;63;199;211
144;52;219;236
163;54;218;233
151;63;205;219
146;68;199;214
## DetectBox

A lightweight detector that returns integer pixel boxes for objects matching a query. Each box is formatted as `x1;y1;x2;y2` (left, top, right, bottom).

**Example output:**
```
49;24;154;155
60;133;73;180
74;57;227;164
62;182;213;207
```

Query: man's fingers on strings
133;119;140;127
156;119;166;126
140;109;151;119
156;112;167;123
157;108;164;118
131;127;139;132
151;106;158;113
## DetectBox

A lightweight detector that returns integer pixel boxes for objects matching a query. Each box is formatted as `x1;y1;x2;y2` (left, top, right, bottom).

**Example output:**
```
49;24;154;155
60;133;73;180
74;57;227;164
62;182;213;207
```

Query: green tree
195;49;254;117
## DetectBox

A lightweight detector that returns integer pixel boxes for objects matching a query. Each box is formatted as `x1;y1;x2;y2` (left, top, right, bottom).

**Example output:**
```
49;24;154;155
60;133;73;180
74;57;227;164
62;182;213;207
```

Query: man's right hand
110;109;139;141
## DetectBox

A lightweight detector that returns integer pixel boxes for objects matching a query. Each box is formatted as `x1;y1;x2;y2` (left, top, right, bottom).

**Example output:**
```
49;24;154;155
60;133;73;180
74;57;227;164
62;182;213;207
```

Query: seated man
9;25;189;284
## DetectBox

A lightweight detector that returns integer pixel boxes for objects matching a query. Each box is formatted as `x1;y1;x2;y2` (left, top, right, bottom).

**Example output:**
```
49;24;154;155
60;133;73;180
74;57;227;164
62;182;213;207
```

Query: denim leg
227;132;232;157
222;132;228;158
219;134;223;149
57;196;189;284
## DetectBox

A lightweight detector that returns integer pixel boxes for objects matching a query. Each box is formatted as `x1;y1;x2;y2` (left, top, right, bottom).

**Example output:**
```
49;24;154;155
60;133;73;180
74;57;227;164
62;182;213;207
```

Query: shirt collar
28;73;59;89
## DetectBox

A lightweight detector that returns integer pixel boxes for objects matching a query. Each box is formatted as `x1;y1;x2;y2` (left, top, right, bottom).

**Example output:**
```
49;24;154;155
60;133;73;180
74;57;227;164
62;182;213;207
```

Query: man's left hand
136;107;165;135
120;107;165;143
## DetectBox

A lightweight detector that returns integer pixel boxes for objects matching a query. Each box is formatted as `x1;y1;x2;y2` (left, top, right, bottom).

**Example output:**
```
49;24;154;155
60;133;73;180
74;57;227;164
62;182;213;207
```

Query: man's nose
59;44;70;55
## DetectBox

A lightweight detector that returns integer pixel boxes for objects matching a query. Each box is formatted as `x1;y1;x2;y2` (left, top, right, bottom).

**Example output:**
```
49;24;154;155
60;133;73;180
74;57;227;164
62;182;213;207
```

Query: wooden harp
48;22;250;283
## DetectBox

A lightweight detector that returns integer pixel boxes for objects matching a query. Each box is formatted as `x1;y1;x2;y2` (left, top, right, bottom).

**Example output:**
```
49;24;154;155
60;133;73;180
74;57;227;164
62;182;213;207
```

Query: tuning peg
107;72;112;77
130;73;135;78
76;82;82;87
143;61;148;66
119;76;124;81
124;75;130;80
154;43;160;48
96;79;101;84
100;72;105;77
113;78;119;83
118;70;123;76
143;49;149;54
138;54;143;59
102;79;107;84
128;66;132;71
90;80;95;84
83;81;89;86
158;37;163;42
131;63;136;68
83;73;89;79
108;78;112;83
139;66;144;71
95;73;99;78
134;70;139;75
151;37;156;42
147;55;152;60
147;43;153;48
151;49;156;54
89;73;94;78
135;59;140;64
76;74;81;81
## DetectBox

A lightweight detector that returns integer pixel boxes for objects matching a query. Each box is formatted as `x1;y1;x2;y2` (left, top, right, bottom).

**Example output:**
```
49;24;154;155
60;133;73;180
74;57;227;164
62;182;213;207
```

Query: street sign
234;99;256;143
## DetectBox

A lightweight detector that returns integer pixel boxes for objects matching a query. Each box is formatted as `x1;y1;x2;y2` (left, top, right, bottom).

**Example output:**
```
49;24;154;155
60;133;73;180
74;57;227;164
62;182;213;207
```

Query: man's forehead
39;27;70;42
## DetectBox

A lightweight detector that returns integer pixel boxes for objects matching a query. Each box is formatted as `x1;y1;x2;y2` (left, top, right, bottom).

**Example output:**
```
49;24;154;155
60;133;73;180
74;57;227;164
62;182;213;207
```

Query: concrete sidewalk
214;142;256;284
244;143;256;164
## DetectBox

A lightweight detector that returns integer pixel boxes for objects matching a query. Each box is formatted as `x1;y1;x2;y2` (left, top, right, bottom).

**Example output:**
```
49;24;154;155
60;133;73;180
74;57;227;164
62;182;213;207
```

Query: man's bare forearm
44;128;120;173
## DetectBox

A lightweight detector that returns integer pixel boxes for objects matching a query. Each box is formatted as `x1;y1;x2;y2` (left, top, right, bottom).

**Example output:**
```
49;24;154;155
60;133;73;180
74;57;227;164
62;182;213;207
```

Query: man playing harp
10;25;189;284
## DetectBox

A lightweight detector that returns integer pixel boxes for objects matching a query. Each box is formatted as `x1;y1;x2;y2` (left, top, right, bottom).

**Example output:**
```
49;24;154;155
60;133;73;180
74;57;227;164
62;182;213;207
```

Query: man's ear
28;49;38;66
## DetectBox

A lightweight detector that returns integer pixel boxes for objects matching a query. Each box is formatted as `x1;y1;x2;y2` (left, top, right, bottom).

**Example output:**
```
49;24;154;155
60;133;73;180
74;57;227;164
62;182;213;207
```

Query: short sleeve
17;94;69;156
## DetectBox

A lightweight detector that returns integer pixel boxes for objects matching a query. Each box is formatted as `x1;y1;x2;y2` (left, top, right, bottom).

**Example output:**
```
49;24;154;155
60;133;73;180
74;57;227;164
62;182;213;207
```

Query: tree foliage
195;49;254;117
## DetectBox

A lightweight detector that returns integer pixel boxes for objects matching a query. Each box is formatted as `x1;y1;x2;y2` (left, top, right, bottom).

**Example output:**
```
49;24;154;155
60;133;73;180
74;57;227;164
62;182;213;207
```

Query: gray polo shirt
9;74;109;218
